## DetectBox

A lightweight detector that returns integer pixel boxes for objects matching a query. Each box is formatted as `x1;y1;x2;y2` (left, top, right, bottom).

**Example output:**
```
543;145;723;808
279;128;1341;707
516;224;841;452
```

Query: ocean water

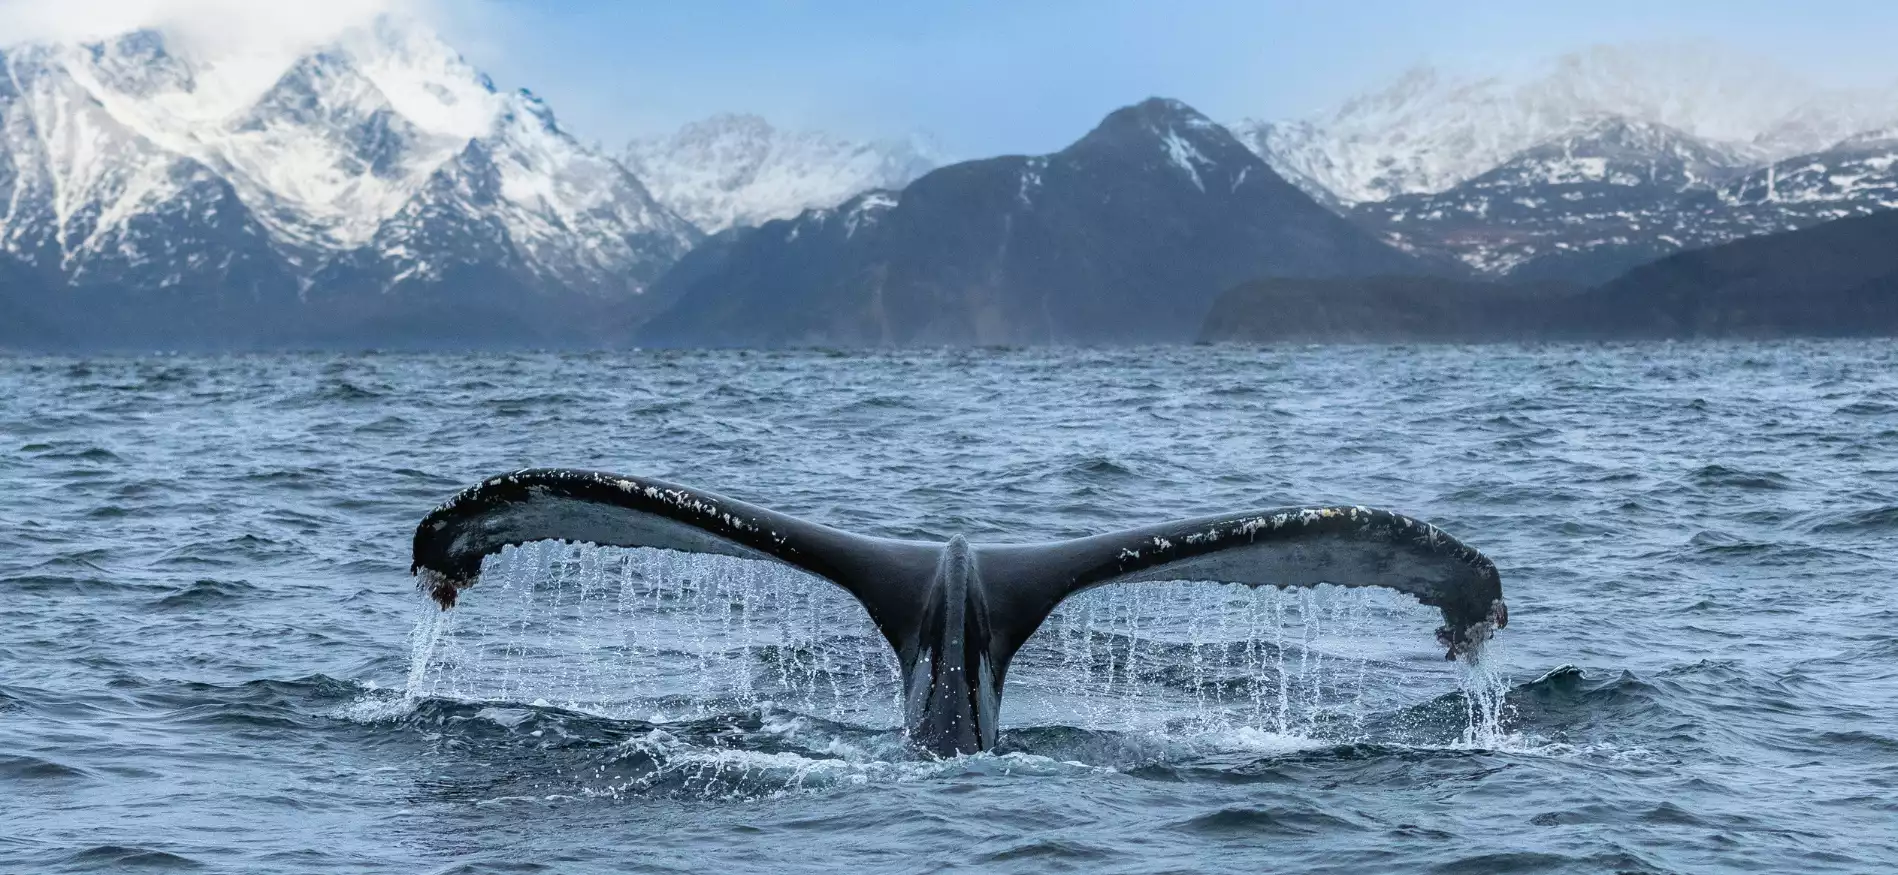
3;342;1896;874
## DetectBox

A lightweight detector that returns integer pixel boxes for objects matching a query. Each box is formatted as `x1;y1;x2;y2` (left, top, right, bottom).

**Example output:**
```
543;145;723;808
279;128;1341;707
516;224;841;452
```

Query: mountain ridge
625;114;940;234
1347;118;1898;284
3;28;1894;349
640;97;1430;347
0;19;701;347
1200;209;1898;343
1231;44;1898;205
1247;52;1898;284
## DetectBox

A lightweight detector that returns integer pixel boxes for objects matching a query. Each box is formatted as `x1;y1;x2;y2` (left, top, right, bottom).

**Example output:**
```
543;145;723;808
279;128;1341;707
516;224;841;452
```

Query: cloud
0;0;433;57
0;0;474;114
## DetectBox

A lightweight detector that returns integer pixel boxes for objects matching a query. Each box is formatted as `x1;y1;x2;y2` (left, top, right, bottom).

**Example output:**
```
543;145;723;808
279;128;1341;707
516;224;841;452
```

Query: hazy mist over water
3;343;1897;873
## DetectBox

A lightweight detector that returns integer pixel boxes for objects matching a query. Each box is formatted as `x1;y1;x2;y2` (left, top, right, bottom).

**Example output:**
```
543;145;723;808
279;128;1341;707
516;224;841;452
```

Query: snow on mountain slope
1750;91;1898;162
1233;44;1898;205
1351;113;1898;284
625;114;939;233
1716;133;1898;233
215;51;450;253
0;17;699;329
0;39;253;285
342;18;502;141
363;90;698;296
1355;118;1751;281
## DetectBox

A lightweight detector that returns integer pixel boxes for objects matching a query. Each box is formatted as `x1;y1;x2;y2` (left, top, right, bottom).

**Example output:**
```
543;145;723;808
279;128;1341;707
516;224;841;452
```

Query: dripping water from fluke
398;545;1517;784
1453;639;1518;749
405;542;903;726
1006;581;1489;749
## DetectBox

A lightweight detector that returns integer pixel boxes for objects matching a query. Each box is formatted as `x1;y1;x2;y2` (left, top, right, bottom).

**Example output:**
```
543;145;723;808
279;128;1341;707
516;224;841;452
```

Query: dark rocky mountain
1200;209;1898;343
0;252;58;348
640;98;1430;346
1563;208;1898;338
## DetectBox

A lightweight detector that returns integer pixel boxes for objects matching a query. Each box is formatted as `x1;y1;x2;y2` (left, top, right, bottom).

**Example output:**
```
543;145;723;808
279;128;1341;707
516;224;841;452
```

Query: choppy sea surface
3;343;1897;874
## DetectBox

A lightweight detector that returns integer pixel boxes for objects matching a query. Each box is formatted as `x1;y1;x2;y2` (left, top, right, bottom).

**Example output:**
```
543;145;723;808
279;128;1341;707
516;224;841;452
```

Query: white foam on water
578;729;1109;802
331;690;418;723
1193;725;1334;756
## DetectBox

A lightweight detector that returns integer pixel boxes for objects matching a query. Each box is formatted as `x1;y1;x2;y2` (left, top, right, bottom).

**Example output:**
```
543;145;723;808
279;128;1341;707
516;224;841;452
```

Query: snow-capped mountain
0;19;699;346
625;114;939;233
1233;44;1898;206
316;90;699;296
1352;117;1898;284
0;32;296;337
1236;44;1898;284
1354;118;1753;282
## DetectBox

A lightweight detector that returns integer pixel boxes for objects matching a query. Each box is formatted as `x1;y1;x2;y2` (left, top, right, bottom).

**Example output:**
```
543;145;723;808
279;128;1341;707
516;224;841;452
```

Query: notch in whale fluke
409;468;1507;756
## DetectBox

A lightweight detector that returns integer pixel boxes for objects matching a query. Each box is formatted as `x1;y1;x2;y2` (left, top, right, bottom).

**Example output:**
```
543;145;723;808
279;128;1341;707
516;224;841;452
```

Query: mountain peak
1072;98;1234;174
0;22;702;347
237;50;390;131
79;28;194;97
504;88;560;133
626;115;940;233
1840;126;1898;149
1526;116;1744;167
83;27;168;63
334;18;500;140
1133;96;1211;120
1087;97;1219;138
1068;97;1274;196
1338;63;1455;116
672;113;777;144
1234;43;1895;204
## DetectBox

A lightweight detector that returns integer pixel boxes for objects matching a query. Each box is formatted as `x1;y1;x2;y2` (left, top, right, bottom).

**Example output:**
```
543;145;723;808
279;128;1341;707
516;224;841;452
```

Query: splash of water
1454;639;1519;749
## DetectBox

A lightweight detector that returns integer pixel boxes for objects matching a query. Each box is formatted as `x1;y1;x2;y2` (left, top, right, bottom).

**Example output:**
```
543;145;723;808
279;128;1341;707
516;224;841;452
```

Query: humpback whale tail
410;469;1507;756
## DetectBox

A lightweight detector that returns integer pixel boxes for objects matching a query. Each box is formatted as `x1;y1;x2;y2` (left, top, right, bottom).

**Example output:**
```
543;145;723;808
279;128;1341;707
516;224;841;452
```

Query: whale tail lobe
409;468;945;657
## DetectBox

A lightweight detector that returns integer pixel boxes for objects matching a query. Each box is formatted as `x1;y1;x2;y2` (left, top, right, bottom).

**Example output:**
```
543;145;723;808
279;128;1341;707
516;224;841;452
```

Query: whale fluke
409;468;942;653
411;468;1507;756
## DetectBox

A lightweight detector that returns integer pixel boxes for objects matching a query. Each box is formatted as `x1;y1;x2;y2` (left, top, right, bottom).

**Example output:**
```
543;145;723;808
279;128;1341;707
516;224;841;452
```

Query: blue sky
436;0;1898;155
7;0;1893;156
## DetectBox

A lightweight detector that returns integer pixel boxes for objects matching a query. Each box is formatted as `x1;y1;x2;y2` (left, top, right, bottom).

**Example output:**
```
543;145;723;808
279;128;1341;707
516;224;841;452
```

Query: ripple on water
1175;805;1367;837
1687;464;1796;491
1807;505;1898;533
152;579;262;610
60;846;204;872
0;754;93;782
4;343;1898;873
